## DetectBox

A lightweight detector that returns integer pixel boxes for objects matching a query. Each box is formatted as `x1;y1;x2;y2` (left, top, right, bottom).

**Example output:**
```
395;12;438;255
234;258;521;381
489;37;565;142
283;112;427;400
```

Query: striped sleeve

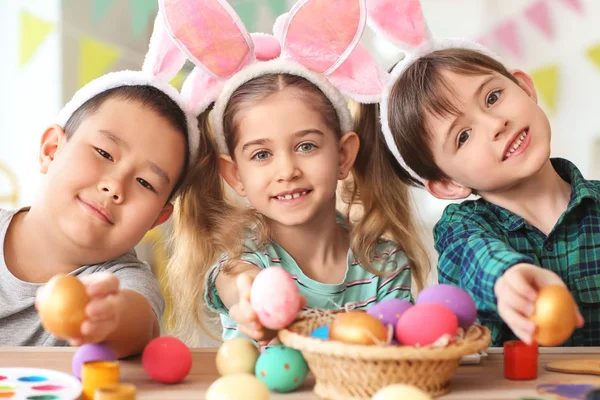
374;244;413;303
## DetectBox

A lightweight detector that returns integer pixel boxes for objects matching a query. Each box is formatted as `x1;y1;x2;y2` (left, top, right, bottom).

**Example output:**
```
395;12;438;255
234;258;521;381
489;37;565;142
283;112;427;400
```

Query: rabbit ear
180;66;224;116
280;0;367;75
142;13;187;81
326;43;386;103
160;0;254;79
366;0;431;50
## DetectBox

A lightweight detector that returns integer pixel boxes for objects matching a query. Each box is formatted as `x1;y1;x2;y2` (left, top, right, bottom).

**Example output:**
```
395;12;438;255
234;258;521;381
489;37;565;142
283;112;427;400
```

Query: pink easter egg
396;303;458;346
416;284;477;329
250;267;301;330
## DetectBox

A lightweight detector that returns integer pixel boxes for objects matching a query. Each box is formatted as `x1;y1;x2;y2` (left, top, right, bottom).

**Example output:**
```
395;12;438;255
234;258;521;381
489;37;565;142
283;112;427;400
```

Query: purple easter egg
367;299;413;328
72;343;117;379
416;284;477;329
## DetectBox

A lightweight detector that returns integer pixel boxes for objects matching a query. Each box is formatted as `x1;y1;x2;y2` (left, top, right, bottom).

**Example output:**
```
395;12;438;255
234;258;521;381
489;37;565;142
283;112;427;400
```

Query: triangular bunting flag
524;0;554;39
493;20;522;59
232;0;258;32
169;70;188;90
530;64;559;113
266;0;287;18
557;0;583;14
19;12;54;67
92;0;115;25
587;43;600;70
130;0;158;38
79;36;120;88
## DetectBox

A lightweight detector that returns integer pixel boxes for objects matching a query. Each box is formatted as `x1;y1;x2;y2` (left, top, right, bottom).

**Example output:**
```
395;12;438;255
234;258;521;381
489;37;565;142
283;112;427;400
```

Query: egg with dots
250;267;302;330
396;303;458;346
207;373;270;400
142;336;192;383
416;284;477;329
37;274;89;339
367;299;412;329
216;338;259;376
329;311;388;345
530;285;577;346
255;344;308;393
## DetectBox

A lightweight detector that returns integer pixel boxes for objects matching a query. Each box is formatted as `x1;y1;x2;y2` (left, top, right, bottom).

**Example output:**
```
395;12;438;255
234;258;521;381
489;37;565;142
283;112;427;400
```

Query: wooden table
2;347;600;399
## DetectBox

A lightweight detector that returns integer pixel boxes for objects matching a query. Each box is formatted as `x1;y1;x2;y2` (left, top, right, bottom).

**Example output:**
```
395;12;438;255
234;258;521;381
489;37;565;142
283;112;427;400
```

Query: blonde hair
167;74;430;343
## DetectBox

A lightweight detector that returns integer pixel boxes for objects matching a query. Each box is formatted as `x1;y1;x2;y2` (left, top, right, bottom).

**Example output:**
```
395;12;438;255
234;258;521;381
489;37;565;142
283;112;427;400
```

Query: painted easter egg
416;284;477;329
367;299;413;329
72;343;117;380
310;326;329;340
255;344;308;393
329;311;388;345
250;267;301;330
396;303;458;346
530;285;577;346
37;274;89;339
142;336;192;383
207;373;270;400
216;338;259;376
372;384;432;400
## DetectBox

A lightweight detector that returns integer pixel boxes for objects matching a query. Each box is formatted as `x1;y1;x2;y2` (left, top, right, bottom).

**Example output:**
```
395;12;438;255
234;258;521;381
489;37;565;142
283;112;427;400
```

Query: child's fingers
236;273;254;302
79;319;118;343
575;307;585;327
80;272;119;297
501;268;537;301
299;295;307;309
85;295;119;322
499;284;535;317
498;303;536;344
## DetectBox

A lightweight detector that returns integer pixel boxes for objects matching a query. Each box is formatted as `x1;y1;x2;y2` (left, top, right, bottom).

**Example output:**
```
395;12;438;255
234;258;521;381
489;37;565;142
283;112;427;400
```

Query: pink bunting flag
524;0;554;39
474;34;492;48
557;0;584;14
493;19;522;59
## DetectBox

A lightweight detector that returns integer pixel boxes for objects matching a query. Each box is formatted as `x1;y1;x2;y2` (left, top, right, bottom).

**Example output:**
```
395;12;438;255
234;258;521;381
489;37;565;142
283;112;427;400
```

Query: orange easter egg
37;274;89;339
329;311;388;345
530;285;576;346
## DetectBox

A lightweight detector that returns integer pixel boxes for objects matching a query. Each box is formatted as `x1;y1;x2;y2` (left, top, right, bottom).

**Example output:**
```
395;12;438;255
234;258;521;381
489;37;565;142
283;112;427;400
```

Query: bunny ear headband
158;0;388;154
367;0;503;184
55;14;200;163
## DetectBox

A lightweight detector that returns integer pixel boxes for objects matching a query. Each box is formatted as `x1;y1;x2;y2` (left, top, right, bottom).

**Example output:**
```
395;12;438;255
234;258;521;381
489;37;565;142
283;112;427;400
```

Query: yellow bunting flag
78;36;120;88
169;70;188;90
530;64;559;113
587;43;600;71
19;11;54;67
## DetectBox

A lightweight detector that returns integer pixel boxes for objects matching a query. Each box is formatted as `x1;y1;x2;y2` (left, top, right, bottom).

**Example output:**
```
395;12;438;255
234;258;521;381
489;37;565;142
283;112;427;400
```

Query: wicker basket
278;310;491;399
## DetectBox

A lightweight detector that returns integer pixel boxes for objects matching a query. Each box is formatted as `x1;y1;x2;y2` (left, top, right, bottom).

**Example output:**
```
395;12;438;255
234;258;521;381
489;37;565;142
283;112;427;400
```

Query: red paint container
504;340;538;380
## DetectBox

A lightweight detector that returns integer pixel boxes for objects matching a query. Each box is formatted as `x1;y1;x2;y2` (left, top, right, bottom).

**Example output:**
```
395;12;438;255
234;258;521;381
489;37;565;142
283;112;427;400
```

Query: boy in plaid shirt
379;46;592;346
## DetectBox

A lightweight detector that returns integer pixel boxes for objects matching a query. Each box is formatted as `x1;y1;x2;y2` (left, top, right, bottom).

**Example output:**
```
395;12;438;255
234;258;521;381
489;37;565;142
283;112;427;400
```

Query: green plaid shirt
435;158;600;346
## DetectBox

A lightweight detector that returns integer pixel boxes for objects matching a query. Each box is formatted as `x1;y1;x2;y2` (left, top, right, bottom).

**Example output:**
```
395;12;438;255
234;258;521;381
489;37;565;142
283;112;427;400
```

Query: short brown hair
387;48;518;186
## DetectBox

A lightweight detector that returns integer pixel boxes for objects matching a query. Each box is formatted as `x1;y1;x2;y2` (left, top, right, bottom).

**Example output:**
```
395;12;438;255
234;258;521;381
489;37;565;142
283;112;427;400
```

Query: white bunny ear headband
55;14;200;163
367;0;503;184
157;0;388;154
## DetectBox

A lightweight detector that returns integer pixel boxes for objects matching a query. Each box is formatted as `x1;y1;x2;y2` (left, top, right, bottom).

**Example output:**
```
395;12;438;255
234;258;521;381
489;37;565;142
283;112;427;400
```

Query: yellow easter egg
216;338;259;376
372;384;432;400
330;311;388;345
37;274;89;339
206;373;270;400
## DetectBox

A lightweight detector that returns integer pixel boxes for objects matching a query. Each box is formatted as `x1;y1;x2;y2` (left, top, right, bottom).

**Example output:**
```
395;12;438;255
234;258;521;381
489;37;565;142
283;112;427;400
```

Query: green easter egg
254;344;308;393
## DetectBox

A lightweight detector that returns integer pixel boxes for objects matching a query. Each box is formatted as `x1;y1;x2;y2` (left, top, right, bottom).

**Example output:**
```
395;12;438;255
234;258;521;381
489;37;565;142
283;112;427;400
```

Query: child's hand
494;263;584;344
68;272;122;346
229;272;306;343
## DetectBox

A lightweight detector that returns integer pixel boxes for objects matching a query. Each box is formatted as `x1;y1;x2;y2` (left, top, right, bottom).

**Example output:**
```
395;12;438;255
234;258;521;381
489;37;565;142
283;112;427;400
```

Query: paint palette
0;368;81;399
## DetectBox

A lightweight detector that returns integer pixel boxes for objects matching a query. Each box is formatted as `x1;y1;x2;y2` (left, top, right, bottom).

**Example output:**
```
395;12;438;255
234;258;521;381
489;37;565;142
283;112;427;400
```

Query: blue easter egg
255;344;308;392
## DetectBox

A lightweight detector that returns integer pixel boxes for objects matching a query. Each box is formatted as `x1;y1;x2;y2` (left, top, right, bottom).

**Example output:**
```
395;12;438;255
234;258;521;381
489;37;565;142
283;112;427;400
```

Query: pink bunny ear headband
368;0;503;184
158;0;388;153
55;14;200;163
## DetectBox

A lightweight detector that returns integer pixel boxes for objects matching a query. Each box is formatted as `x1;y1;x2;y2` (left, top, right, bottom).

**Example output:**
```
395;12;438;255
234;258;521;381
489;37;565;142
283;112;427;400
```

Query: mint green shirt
204;219;413;341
